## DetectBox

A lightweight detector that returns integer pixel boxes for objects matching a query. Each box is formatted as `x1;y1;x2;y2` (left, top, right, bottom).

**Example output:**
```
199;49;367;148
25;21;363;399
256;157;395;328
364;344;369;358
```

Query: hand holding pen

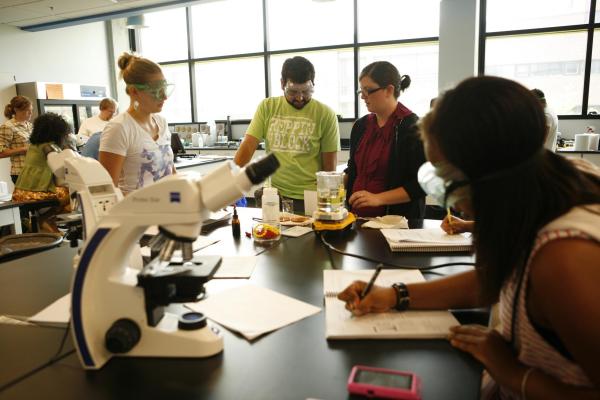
338;264;395;316
440;213;475;235
360;264;383;299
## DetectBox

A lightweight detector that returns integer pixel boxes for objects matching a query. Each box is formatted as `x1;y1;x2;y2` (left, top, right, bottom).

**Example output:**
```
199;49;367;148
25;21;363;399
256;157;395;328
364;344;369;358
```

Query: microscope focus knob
105;319;141;354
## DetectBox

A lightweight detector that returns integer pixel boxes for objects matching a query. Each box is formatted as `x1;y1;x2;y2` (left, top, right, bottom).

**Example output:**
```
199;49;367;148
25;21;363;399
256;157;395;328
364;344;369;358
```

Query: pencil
446;207;454;234
360;264;383;299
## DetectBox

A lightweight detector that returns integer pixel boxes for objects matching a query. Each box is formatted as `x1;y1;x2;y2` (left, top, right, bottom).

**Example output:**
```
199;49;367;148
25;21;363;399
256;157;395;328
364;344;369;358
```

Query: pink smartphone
347;365;421;400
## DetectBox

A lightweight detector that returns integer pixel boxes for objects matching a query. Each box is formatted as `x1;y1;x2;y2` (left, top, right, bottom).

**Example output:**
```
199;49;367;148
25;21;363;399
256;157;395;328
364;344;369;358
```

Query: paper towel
574;134;591;151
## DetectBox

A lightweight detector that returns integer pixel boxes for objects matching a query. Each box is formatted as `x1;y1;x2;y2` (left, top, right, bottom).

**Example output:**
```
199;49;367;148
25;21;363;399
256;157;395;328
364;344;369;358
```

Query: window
266;0;353;51
270;49;355;118
139;1;440;123
194;57;265;120
357;0;439;42
486;0;591;32
161;63;192;123
485;32;588;115
191;0;263;58
140;8;188;62
482;2;599;117
359;43;439;117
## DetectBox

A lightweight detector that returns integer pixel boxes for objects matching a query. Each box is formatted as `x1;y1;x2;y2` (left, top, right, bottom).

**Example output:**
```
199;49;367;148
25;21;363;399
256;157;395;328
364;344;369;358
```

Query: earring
133;100;140;111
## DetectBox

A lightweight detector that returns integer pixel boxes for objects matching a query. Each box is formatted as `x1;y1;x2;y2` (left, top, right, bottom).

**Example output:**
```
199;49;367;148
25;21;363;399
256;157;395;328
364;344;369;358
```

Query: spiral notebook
380;228;473;253
324;269;459;339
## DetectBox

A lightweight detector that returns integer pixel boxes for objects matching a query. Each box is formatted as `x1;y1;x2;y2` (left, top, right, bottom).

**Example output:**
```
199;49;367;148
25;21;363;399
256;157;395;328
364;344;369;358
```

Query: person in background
531;88;558;152
234;56;340;212
99;53;176;195
338;76;600;399
344;61;426;218
0;95;33;183
11;113;74;233
77;97;118;146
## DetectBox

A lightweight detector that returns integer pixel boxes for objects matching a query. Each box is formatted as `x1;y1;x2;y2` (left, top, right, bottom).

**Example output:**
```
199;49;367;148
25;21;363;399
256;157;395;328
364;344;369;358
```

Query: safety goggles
129;80;175;100
417;161;469;209
284;81;314;99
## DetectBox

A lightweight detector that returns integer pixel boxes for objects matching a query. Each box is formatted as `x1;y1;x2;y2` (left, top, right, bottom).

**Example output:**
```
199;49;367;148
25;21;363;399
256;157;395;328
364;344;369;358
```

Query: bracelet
391;283;410;311
520;367;535;400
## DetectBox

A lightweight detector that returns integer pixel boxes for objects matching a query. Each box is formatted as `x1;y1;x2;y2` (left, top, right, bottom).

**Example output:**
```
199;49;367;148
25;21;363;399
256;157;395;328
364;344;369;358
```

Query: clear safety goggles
284;81;314;99
417;161;470;209
129;80;175;100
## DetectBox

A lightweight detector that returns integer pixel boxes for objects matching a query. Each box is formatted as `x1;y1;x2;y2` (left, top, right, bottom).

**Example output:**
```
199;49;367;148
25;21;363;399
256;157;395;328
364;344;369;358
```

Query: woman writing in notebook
99;53;176;195
338;76;600;399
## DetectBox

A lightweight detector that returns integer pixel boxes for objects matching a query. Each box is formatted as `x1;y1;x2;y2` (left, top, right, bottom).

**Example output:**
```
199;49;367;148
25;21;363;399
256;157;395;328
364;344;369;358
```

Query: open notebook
324;269;459;339
380;228;473;252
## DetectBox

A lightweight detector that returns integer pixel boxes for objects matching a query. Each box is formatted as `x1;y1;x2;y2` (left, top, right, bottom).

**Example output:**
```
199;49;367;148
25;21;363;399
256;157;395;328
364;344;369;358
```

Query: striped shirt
0;118;32;176
494;205;600;399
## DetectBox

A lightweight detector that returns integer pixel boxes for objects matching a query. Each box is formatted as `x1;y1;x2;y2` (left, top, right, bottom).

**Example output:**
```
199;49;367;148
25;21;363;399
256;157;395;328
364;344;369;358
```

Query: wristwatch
392;282;410;311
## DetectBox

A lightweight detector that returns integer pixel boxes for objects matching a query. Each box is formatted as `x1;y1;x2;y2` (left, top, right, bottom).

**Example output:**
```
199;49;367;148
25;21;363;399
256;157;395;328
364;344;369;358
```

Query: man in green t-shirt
234;56;340;205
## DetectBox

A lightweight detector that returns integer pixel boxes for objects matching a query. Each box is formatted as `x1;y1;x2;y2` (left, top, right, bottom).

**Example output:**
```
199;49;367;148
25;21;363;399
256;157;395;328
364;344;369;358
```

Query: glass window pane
194;57;265;120
267;0;353;51
486;0;591;32
269;49;355;118
485;32;588;115
358;0;440;42
191;0;263;58
140;8;188;62
358;43;439;118
161;63;192;123
588;29;600;115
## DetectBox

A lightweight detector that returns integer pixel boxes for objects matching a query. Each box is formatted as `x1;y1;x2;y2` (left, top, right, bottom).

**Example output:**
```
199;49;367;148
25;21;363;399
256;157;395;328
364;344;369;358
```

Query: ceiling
0;0;200;31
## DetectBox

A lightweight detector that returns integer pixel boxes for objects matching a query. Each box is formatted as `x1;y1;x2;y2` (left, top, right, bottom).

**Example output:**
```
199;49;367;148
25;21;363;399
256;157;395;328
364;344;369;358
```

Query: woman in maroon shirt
345;61;426;218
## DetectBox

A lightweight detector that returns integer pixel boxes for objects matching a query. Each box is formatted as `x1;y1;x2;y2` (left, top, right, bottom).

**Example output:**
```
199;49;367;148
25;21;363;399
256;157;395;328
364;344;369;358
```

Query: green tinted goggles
130;80;175;100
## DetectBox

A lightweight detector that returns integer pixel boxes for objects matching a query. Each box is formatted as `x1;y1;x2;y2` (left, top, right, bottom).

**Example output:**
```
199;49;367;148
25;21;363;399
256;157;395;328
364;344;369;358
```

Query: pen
446;207;454;234
360;264;383;299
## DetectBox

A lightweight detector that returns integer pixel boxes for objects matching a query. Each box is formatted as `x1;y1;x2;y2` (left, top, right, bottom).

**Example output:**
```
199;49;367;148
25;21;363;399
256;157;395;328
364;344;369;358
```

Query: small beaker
281;198;294;217
316;171;345;213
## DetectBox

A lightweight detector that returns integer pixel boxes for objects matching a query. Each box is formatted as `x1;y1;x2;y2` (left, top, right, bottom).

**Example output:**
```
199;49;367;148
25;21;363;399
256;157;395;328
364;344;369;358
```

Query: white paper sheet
324;269;459;339
213;256;258;278
187;284;321;340
282;226;313;237
28;293;70;327
382;228;471;244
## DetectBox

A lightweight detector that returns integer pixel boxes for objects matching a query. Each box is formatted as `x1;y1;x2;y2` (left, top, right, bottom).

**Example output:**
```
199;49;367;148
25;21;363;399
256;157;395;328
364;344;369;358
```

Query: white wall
0;22;112;192
0;22;111;88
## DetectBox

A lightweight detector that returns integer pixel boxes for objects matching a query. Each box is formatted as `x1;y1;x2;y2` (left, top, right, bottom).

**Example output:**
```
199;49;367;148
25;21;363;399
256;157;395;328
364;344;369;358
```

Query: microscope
68;154;279;370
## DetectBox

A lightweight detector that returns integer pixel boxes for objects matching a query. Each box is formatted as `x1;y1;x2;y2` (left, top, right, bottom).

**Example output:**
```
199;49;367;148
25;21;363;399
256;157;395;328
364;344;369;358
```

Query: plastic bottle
253;187;281;242
232;206;241;238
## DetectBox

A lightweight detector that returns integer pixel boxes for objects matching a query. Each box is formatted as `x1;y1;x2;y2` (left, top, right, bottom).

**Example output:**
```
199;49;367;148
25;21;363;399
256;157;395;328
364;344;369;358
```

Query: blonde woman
0;96;33;183
99;53;175;195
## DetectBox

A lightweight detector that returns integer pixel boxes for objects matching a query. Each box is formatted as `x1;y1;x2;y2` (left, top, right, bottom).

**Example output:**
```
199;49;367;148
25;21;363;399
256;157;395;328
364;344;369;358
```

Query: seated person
338;76;600;399
11;113;74;233
77;97;117;145
80;131;102;160
345;61;426;218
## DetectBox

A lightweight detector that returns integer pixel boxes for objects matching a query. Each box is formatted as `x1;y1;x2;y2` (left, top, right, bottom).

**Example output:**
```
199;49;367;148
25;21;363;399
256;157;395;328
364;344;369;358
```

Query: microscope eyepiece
245;153;280;184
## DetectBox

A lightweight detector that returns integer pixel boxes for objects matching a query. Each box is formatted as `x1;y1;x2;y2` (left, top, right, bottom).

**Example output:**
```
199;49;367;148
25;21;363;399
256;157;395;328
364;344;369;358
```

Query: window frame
137;0;440;124
478;0;600;119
